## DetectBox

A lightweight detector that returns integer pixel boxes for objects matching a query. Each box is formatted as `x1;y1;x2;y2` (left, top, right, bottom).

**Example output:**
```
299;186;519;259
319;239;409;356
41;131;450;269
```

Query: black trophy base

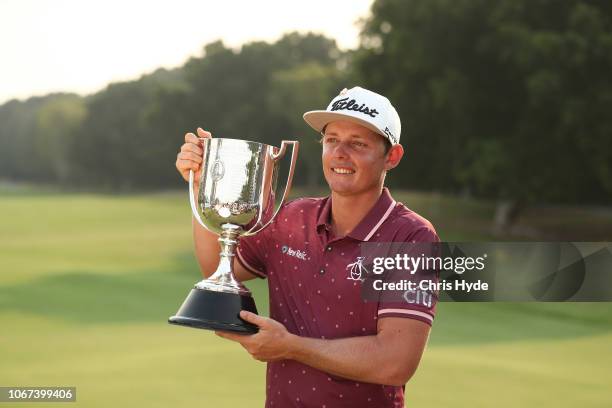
168;288;259;333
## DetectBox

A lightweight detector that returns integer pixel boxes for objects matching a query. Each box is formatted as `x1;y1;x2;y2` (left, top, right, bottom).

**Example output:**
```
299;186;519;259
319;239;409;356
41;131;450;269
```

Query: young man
175;86;439;407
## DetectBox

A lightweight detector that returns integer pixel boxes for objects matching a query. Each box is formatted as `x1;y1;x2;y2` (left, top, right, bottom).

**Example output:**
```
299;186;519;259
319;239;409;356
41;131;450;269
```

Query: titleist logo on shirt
330;97;380;118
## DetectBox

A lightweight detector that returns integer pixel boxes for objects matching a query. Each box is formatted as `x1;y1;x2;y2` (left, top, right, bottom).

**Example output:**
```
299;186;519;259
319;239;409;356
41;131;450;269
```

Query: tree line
1;0;611;206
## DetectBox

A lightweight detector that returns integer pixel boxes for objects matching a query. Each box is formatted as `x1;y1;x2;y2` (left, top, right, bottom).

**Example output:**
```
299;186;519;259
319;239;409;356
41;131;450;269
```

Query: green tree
34;95;86;183
0;94;82;182
357;0;612;217
153;33;346;189
267;62;345;188
69;68;185;190
1;32;347;191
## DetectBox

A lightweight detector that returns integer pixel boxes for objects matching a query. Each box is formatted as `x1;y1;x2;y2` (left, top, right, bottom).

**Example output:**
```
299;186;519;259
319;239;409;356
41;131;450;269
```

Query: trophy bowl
169;138;298;333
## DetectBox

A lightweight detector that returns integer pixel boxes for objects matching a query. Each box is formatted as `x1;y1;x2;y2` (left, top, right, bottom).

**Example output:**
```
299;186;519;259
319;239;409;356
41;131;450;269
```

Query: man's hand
216;311;296;362
175;127;211;183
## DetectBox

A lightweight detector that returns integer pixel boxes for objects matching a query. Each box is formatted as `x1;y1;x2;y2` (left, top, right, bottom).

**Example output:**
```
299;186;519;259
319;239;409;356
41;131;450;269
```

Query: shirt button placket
320;245;332;275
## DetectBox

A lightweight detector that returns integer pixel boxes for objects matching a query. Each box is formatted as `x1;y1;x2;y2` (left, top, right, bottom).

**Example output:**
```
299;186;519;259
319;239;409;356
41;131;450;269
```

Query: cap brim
303;110;385;139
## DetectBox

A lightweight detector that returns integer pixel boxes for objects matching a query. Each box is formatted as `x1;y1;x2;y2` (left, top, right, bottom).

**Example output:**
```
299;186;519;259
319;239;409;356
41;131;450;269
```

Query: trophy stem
195;224;251;296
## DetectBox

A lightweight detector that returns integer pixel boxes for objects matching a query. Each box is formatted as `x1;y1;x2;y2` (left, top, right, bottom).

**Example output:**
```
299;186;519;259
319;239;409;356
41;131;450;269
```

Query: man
175;86;439;407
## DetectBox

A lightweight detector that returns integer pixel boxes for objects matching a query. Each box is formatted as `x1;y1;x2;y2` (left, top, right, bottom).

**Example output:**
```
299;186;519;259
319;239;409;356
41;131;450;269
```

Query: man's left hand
215;311;296;362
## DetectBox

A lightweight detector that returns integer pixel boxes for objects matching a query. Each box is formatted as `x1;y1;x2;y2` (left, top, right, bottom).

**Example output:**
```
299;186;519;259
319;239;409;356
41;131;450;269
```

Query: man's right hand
175;127;212;183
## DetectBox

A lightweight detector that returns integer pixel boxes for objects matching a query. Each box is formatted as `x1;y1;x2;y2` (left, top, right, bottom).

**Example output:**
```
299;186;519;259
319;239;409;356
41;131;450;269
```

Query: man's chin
327;182;359;196
324;175;377;197
326;179;384;198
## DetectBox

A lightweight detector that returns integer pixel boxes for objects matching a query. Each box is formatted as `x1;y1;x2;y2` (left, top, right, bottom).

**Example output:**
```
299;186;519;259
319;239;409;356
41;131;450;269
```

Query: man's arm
193;217;258;282
217;312;431;387
289;317;430;386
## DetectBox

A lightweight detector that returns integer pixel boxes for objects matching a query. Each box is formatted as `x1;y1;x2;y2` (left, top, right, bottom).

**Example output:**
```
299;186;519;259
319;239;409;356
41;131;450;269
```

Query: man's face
321;120;389;197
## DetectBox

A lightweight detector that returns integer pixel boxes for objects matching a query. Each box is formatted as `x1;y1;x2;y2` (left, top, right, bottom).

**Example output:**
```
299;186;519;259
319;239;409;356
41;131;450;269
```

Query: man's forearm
217;314;429;386
192;216;220;278
286;334;409;386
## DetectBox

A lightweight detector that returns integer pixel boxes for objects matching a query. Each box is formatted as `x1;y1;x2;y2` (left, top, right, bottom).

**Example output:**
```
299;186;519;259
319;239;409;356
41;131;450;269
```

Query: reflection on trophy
169;138;299;333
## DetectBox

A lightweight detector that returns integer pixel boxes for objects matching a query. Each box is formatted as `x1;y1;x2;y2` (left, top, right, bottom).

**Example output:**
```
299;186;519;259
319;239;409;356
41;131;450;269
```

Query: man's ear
385;144;404;171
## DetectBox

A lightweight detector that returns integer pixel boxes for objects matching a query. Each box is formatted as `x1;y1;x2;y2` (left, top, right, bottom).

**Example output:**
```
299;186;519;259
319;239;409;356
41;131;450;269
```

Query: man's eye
352;141;367;147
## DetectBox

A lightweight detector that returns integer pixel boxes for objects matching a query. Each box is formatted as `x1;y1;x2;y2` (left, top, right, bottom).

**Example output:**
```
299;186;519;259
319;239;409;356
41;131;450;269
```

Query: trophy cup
169;138;299;333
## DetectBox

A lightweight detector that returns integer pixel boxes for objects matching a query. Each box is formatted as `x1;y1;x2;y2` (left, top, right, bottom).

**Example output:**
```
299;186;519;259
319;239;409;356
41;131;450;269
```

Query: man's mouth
332;167;355;175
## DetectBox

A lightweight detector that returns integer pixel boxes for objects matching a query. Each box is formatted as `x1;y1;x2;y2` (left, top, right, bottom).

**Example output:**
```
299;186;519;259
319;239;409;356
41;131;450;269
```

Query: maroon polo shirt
236;188;439;408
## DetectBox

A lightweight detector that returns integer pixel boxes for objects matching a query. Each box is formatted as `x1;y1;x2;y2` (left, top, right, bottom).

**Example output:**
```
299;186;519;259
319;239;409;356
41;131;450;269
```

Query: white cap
303;86;401;145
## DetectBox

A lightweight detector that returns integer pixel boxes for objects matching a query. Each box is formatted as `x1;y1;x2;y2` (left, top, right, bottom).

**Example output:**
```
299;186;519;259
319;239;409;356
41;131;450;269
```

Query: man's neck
329;187;384;237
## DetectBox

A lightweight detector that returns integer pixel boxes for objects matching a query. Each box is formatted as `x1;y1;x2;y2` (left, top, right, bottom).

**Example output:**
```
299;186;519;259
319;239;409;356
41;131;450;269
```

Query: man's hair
381;138;392;154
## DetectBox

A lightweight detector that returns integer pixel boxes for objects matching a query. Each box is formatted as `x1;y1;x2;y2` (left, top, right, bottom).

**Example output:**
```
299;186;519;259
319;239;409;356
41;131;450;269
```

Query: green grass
1;190;611;407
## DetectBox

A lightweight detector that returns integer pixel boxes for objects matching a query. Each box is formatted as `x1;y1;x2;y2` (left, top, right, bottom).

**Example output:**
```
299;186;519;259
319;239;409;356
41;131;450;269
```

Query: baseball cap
303;86;401;145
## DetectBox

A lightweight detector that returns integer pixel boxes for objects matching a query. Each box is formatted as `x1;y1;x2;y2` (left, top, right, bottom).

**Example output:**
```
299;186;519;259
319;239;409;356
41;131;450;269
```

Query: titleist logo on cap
330;97;379;118
303;86;401;145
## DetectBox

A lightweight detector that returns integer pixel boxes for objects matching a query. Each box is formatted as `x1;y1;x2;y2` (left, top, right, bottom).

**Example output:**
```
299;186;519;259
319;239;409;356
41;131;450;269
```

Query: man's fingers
197;127;212;138
178;130;209;183
184;132;201;145
177;151;202;164
175;157;201;169
175;159;200;175
180;143;203;156
239;311;267;327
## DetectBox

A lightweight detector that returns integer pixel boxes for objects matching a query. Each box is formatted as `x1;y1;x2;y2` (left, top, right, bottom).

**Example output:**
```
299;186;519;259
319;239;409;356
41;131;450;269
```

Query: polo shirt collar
316;187;397;241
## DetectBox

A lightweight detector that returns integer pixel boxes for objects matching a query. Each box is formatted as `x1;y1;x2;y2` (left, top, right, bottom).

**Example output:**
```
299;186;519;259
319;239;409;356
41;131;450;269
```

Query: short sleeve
235;200;300;278
377;227;440;326
236;230;271;279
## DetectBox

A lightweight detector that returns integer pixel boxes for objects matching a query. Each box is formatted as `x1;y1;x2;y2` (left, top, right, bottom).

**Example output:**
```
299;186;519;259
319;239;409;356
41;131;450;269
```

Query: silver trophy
169;138;299;333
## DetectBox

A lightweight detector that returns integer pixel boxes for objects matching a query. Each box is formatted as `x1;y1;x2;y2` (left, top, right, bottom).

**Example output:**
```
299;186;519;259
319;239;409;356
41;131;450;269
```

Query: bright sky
0;0;373;104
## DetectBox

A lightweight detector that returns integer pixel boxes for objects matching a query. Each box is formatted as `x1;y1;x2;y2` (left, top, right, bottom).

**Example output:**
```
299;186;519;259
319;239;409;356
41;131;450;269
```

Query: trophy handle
245;140;299;236
189;137;213;231
189;169;210;230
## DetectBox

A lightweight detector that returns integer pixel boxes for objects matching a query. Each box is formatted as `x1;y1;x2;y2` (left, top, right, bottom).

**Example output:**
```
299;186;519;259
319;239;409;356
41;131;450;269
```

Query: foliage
357;0;612;203
1;4;611;205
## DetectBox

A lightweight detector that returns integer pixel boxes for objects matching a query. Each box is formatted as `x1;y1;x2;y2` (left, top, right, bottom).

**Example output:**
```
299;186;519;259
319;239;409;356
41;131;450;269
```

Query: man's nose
332;141;350;158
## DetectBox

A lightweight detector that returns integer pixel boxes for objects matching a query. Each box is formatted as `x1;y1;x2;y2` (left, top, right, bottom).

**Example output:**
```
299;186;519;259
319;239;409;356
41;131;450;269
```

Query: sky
0;0;374;104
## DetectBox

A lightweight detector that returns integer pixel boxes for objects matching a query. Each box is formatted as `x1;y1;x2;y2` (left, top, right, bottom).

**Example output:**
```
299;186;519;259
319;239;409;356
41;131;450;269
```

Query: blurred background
1;0;611;407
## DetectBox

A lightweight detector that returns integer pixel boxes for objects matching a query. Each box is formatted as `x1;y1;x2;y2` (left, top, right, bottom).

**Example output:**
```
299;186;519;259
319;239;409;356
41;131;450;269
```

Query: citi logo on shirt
281;245;308;261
